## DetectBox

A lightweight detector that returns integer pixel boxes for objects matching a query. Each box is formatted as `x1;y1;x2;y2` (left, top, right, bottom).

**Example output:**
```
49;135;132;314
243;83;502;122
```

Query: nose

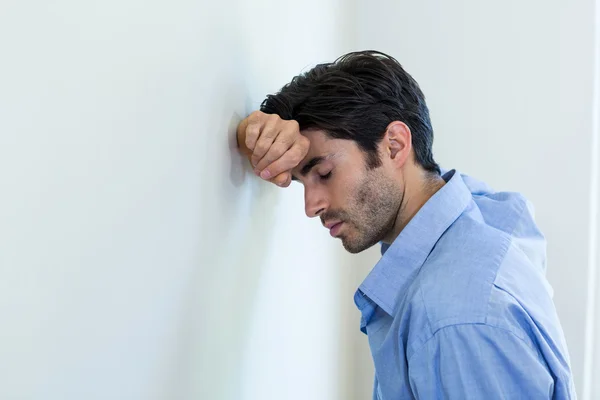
304;186;328;218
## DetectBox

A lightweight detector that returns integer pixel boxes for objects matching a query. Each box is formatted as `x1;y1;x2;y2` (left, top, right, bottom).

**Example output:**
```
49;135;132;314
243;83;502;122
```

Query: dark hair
260;50;440;174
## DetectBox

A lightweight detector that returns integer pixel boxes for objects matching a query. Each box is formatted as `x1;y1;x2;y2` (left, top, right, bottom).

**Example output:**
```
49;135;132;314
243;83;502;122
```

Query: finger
260;140;309;180
243;111;268;152
270;171;292;187
245;120;261;153
254;123;298;171
254;140;292;173
282;173;293;187
251;115;281;167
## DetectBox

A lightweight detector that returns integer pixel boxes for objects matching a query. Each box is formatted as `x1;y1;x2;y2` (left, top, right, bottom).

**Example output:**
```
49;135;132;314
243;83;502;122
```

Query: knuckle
298;138;310;154
254;143;268;155
261;155;274;166
250;110;264;120
290;149;304;163
245;136;255;149
288;119;300;130
269;142;287;155
262;126;277;138
246;124;260;138
281;128;297;143
267;159;283;173
294;140;308;154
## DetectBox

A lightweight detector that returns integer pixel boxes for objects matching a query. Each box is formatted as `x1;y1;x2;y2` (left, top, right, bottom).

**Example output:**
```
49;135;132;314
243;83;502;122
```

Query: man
236;51;576;399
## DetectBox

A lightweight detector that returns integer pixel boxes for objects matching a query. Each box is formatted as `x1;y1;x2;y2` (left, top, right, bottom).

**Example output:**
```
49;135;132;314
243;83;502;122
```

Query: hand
237;111;309;187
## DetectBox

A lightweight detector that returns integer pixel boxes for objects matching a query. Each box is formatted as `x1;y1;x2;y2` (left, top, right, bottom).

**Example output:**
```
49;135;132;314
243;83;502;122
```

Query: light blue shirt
354;170;576;399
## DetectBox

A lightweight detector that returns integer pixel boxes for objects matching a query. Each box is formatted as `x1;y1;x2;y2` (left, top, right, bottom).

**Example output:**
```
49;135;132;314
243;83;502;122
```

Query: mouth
329;222;343;237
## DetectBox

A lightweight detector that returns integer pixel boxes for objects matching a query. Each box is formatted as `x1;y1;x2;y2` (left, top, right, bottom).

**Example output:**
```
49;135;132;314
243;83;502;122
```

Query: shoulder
412;212;512;329
400;186;550;355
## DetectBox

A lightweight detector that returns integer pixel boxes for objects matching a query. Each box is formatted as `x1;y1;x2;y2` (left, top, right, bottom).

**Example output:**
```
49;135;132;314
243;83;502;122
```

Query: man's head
260;51;440;253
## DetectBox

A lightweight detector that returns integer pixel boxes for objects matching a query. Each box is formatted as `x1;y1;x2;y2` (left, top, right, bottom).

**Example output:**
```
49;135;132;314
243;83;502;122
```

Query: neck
382;169;445;244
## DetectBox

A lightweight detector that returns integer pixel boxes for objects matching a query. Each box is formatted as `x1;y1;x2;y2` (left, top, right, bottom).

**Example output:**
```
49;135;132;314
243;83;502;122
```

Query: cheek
332;169;373;213
356;183;370;205
349;171;374;204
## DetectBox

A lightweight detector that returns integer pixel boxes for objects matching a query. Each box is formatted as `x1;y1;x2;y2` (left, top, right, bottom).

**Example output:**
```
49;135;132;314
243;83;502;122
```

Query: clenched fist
237;111;310;187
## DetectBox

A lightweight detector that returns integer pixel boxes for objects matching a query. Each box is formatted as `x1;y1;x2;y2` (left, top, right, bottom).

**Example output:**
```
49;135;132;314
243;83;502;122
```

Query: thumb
270;171;292;187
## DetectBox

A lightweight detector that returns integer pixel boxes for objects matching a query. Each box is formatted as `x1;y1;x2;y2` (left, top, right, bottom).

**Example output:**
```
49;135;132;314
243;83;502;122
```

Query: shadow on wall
200;110;281;399
164;90;282;399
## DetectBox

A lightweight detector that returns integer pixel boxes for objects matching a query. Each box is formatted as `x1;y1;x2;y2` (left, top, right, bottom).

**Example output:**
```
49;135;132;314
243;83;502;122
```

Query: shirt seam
415;219;514;350
508;193;527;237
406;322;543;364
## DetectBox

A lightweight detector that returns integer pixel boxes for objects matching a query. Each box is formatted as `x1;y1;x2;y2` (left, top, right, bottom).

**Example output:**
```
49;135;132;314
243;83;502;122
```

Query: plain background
0;0;598;399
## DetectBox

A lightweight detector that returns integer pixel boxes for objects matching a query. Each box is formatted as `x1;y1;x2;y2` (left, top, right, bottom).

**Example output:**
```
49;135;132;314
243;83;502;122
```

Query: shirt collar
356;170;472;317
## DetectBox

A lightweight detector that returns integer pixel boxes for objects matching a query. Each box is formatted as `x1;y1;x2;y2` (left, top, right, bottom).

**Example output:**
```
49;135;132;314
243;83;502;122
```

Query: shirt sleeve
407;323;554;399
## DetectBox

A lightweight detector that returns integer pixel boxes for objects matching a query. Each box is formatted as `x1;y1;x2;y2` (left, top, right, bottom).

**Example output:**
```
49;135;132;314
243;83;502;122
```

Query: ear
382;121;412;168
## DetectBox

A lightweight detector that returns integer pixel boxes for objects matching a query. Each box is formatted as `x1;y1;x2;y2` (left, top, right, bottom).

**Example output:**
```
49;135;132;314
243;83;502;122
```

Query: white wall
355;0;599;397
586;1;600;397
0;1;362;399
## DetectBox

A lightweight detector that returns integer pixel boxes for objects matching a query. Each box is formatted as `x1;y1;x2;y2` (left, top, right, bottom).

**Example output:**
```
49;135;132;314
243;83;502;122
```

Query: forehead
300;128;358;156
301;129;333;151
291;129;363;176
298;129;340;165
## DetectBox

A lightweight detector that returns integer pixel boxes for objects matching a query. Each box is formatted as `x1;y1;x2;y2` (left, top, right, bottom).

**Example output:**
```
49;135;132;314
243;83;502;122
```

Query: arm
408;324;554;399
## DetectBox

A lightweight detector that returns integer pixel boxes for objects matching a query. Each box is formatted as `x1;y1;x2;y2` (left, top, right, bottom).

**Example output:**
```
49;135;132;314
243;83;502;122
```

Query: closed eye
320;171;332;181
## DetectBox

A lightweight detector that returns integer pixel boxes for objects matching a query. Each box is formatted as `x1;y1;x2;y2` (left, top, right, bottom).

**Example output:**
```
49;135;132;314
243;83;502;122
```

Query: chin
343;244;364;254
341;237;378;254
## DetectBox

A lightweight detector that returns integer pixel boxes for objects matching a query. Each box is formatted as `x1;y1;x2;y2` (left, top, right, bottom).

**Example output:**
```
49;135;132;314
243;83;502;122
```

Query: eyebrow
291;156;326;182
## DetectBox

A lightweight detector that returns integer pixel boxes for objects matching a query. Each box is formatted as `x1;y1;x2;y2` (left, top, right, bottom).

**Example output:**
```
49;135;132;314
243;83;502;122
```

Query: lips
329;222;343;237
